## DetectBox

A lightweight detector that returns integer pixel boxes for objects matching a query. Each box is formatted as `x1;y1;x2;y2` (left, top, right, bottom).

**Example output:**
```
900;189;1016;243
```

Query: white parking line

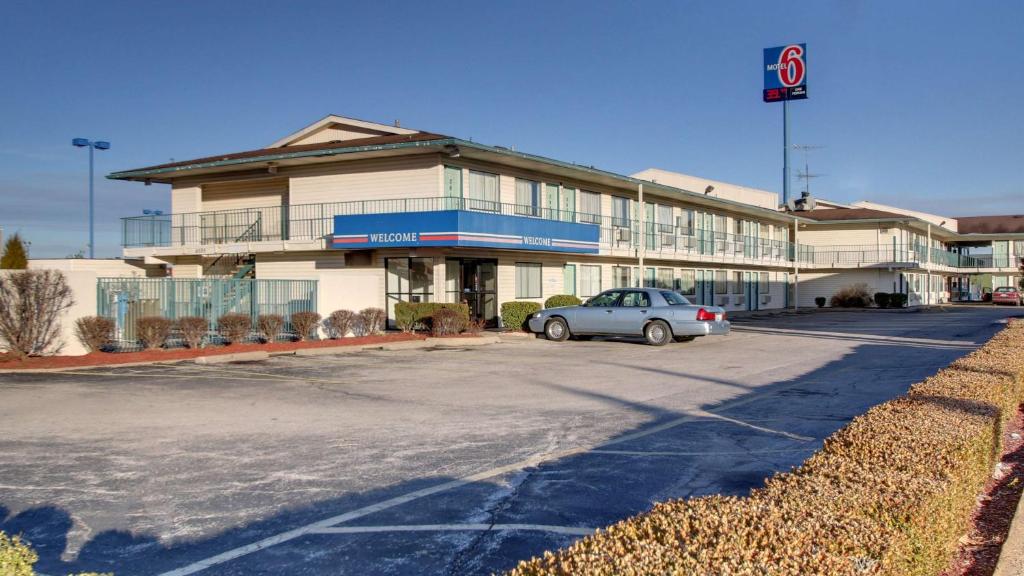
589;448;813;457
156;375;824;576
308;523;594;536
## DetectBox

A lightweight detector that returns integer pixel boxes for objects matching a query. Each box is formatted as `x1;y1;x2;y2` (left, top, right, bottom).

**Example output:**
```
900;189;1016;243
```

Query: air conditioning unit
661;234;675;247
717;296;730;306
735;296;746;306
761;294;772;305
615;227;631;243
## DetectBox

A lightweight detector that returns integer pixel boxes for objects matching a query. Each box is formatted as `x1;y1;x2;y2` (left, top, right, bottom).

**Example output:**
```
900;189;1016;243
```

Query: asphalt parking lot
1;307;1021;576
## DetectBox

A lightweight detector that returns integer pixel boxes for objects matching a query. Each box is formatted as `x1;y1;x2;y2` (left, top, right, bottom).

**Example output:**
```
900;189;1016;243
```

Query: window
680;209;695;235
644;267;656;288
714;214;727;253
661;291;691;305
633;267;640;287
386;257;434;328
657;205;674;233
515;179;541;216
579;191;601;224
580;265;601;297
714;270;727;294
586;290;621;307
515;262;542;298
621;291;651;307
656;268;673;289
467;170;499;211
760;272;769;294
733;272;744;294
677;269;696;295
612;196;630;228
612;266;630;289
563;264;576;296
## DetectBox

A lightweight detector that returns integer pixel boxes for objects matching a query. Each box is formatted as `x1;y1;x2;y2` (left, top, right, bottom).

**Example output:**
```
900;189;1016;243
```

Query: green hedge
544;294;582;309
874;292;891;308
509;320;1024;575
501;301;542;331
890;292;908;308
393;302;470;332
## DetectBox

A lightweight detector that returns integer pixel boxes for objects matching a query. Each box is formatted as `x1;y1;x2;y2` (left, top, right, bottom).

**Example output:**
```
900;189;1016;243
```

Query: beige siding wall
171;184;202;214
201;178;288;211
287;155;440;206
289;125;391;146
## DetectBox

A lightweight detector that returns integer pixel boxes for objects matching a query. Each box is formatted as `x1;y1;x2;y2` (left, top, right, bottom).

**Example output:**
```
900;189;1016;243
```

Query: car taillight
696;308;716;321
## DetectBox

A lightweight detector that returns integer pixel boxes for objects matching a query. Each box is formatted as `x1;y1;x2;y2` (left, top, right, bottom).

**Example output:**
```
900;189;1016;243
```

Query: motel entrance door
446;258;498;326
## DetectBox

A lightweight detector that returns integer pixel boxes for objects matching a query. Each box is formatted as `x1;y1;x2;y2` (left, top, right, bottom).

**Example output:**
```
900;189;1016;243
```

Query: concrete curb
0;358;192;374
294;335;502;356
194;351;269;364
994;491;1024;576
425;335;501;347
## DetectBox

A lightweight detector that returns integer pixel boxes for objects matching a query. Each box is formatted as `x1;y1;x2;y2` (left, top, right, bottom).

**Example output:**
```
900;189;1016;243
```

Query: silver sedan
527;288;730;346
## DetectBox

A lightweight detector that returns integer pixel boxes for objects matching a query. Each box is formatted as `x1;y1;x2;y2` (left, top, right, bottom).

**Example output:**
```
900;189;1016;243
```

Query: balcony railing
121;197;1008;271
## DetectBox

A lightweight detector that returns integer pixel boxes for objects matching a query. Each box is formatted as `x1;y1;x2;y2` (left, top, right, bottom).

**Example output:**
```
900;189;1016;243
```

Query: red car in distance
992;286;1023;306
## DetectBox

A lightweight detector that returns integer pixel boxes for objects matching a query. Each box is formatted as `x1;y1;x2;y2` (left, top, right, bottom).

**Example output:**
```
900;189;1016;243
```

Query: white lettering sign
522;236;552;246
369;232;419;243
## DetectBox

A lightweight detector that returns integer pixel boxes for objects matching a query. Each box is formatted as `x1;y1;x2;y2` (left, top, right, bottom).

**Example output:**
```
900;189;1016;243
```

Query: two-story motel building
111;115;1024;328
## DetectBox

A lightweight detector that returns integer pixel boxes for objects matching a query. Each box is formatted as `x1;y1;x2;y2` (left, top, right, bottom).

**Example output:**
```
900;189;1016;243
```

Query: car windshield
660;291;691;305
995;287;1016;293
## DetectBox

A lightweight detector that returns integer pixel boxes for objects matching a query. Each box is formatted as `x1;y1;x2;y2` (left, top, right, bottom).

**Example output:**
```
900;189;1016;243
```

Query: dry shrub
465;317;487;335
136;316;172;350
291;310;321;341
830;283;874;308
508;319;1024;576
431;307;468;336
356;307;385;336
177;316;208;349
217;313;251;344
75;316;114;352
0;270;73;359
324;309;356;339
256;314;284;343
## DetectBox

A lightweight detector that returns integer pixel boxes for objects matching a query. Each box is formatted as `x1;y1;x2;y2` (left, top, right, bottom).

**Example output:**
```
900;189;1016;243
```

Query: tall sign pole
763;43;807;207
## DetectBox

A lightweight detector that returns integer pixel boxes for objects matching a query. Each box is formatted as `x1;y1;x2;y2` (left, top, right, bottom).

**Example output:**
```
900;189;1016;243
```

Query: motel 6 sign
763;44;807;102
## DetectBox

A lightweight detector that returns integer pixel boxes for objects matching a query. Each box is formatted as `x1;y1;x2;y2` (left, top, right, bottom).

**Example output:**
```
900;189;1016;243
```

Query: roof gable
269;115;418;148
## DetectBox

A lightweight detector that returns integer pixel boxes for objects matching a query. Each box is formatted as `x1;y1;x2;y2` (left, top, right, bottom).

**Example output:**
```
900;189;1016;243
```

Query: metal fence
96;278;317;350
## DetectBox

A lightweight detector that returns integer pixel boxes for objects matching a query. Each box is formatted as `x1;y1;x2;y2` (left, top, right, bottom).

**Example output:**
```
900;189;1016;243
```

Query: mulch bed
941;404;1024;576
0;332;435;370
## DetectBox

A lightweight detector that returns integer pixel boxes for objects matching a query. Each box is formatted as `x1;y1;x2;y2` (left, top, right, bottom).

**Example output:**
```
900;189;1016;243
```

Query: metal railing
796;244;993;269
96;278;317;350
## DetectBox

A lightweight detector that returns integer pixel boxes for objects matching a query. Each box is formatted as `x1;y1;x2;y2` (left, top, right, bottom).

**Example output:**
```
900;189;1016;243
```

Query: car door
613;290;652;335
574;290;623;334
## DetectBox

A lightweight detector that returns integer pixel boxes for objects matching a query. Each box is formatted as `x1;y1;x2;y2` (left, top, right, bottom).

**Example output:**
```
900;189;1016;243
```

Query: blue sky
1;0;1021;258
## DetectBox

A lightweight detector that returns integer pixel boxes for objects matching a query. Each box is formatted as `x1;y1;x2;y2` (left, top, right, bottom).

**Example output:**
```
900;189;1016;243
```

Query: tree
0;233;28;269
0;270;74;359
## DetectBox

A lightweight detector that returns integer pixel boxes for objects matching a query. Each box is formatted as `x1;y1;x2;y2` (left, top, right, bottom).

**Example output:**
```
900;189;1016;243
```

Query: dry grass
509;320;1024;576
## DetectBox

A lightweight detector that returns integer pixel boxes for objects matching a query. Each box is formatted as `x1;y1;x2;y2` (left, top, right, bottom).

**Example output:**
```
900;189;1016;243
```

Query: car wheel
544;318;570;342
673;335;696;343
644;320;671;346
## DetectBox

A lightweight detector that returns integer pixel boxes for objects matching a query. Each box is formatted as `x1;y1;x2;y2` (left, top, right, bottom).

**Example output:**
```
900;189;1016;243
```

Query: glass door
443;166;462;210
448;259;498;326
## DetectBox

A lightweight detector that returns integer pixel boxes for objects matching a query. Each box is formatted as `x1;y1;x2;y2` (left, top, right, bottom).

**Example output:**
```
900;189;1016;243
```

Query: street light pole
72;138;110;259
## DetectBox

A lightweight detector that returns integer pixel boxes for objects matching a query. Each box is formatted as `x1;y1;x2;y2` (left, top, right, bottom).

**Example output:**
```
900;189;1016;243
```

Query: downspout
638;182;645;286
793;219;800;310
926;223;932;305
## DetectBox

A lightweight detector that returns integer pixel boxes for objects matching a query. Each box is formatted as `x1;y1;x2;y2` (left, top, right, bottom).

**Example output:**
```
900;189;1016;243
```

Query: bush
544;294;582;309
177;316;208;349
323;309;357;339
291;310;321;341
394;302;470;333
0;531;36;576
0;270;73;359
431;307;468;336
874;292;891;309
508;320;1024;576
136;316;172;350
1;530;111;576
256;314;284;343
217;313;251;345
890;292;908;308
357;307;385;336
75;316;114;353
829;283;873;308
501;301;542;331
465;317;487;335
814;296;826;308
